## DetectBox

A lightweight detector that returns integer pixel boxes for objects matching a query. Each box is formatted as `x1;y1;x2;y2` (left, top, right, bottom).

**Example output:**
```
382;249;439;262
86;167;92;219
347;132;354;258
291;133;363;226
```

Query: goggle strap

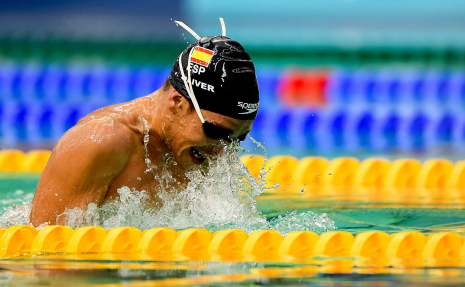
178;48;206;123
175;19;226;39
186;48;195;103
174;21;201;40
219;18;226;36
174;18;228;124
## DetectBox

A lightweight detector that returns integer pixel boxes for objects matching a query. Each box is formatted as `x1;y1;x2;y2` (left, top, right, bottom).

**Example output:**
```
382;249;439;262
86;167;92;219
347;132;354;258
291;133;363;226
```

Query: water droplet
0;135;337;235
300;188;304;193
137;177;141;181
328;173;332;176
318;174;320;177
55;193;58;196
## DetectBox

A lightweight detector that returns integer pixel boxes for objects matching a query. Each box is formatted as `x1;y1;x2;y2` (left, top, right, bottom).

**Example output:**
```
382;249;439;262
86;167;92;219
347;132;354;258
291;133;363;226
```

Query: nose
212;145;225;157
203;144;226;158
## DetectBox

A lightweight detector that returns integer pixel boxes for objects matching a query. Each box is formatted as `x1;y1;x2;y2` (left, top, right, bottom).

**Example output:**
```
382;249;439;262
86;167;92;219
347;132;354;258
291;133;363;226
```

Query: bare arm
30;117;133;227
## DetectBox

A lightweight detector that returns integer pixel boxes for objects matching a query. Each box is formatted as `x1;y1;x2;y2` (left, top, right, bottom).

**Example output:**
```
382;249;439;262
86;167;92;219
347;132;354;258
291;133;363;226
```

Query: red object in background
278;71;328;107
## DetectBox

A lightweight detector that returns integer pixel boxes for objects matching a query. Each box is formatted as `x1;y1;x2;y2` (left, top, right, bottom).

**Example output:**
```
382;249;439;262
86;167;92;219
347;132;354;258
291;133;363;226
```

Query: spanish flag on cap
190;47;214;67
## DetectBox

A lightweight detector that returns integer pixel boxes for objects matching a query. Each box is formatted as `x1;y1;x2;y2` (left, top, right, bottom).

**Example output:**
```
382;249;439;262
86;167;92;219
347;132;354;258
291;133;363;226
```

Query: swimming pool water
2;174;465;234
1;173;465;286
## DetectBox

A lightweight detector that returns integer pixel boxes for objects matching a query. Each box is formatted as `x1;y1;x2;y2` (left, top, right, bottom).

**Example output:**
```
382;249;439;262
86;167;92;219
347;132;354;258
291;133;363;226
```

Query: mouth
190;147;207;164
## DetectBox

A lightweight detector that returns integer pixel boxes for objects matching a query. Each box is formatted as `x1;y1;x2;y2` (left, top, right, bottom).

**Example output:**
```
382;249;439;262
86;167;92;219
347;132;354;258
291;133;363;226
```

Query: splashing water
0;204;32;228
0;137;335;234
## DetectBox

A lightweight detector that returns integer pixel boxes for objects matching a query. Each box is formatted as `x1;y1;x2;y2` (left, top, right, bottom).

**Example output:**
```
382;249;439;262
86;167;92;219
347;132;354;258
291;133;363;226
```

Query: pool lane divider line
1;225;465;267
0;150;51;172
240;155;465;190
2;149;465;207
2;150;465;189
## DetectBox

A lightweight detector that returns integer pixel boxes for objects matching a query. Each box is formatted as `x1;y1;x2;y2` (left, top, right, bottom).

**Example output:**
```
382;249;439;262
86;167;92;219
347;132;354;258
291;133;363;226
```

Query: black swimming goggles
202;121;248;143
178;46;248;144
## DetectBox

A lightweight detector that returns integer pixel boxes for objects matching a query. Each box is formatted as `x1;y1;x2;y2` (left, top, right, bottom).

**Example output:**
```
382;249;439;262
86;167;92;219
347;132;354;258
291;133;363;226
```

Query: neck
137;90;170;160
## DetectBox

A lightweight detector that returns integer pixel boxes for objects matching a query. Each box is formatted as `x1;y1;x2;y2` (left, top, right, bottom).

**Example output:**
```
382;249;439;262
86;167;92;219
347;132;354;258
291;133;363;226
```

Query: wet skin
30;85;253;226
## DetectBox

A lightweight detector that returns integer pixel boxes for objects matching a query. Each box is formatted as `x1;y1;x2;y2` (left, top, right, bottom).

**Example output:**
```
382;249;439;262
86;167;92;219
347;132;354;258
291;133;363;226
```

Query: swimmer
30;20;260;227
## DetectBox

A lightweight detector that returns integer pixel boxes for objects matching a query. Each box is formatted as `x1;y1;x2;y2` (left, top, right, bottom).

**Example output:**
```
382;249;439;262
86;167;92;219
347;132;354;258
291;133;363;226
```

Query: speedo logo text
237;102;259;114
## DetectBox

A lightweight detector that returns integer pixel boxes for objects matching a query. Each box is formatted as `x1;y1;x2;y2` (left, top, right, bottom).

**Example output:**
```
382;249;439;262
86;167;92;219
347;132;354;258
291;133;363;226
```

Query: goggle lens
203;121;232;143
202;121;248;143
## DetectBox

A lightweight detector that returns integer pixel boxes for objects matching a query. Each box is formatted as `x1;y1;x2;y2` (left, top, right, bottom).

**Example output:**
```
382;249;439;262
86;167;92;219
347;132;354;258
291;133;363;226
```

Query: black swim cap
169;36;259;120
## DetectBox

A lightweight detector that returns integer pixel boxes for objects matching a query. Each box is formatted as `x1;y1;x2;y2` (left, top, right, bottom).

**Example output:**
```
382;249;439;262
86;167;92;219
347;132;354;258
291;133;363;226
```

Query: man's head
170;35;259;120
159;35;259;170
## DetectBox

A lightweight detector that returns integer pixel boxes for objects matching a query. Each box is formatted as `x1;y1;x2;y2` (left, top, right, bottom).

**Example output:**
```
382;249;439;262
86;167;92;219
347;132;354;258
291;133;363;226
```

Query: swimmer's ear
167;90;189;114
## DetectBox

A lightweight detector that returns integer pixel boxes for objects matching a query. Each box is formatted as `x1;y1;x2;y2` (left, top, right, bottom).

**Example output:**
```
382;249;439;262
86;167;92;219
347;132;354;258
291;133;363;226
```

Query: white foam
62;142;335;234
0;140;335;235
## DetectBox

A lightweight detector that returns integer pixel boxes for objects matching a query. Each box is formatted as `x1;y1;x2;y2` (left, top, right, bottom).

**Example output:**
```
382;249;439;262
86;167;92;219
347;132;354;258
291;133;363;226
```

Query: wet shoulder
55;101;143;156
78;101;138;125
79;100;148;134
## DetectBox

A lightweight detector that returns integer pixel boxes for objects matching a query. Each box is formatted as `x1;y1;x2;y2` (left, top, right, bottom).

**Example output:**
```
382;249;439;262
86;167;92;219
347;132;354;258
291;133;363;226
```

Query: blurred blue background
1;0;465;160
